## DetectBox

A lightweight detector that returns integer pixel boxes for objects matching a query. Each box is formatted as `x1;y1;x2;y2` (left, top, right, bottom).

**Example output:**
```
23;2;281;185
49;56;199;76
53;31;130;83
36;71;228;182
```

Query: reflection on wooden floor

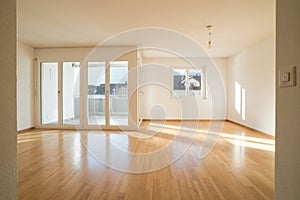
18;120;274;200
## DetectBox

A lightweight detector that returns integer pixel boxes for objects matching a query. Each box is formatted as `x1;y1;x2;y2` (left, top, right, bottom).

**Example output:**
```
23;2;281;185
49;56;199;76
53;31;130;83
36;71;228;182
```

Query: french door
87;61;129;127
39;61;129;128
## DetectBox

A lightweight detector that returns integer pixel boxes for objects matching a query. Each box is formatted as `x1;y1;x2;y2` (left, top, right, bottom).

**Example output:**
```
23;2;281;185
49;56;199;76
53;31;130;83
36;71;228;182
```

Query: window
87;61;129;126
173;69;187;96
87;62;106;125
62;62;80;125
40;62;58;124
172;67;205;97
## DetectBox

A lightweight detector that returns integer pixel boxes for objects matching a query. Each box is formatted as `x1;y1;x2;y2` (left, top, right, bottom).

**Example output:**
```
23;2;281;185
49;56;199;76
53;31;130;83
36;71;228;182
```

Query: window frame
171;66;206;99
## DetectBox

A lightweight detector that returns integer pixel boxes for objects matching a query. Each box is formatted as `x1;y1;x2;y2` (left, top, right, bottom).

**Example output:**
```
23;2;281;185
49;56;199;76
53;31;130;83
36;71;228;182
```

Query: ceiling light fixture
206;25;213;48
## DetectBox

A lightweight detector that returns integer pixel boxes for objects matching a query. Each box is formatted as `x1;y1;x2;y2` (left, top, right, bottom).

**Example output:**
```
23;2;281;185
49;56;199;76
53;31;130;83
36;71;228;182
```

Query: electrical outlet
280;66;297;88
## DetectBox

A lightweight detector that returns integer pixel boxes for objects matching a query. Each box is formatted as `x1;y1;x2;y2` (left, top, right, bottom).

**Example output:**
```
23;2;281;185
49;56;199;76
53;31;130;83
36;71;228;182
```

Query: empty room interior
1;0;300;199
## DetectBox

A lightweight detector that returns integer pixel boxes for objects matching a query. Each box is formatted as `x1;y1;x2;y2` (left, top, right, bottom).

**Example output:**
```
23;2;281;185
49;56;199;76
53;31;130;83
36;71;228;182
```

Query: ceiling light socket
206;25;213;48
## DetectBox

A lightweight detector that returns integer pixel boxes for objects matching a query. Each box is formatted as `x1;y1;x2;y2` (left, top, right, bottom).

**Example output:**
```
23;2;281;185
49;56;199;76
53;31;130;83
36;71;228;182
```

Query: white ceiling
17;0;275;57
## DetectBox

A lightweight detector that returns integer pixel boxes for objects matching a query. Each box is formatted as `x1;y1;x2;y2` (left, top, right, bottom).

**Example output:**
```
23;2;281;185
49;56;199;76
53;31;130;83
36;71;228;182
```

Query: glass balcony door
40;62;59;125
40;61;81;126
87;62;106;125
62;62;80;125
39;60;129;128
109;61;128;126
87;61;129;127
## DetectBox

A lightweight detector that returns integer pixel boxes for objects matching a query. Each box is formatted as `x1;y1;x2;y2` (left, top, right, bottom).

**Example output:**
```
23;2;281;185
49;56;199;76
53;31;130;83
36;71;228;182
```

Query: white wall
139;57;227;120
0;0;17;198
17;41;34;130
227;37;275;135
276;0;300;199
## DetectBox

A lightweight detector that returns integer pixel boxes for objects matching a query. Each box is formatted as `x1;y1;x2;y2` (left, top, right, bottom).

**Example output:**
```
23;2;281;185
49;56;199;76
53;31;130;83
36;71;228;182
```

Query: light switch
281;72;290;82
279;66;297;88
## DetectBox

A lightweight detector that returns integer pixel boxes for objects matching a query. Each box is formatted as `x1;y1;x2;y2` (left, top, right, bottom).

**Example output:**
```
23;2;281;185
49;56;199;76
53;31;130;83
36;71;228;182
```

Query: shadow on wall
234;81;246;121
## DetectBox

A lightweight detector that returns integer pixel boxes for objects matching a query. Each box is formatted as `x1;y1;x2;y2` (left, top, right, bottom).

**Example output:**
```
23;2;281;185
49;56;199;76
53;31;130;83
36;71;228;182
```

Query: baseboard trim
18;120;274;138
142;119;227;122
141;118;275;138
226;120;275;139
18;127;35;134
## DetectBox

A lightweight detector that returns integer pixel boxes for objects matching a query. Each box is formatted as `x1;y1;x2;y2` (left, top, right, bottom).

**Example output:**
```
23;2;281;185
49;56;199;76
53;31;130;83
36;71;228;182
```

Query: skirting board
140;118;274;138
226;119;275;139
18;120;274;139
17;127;35;134
141;118;227;122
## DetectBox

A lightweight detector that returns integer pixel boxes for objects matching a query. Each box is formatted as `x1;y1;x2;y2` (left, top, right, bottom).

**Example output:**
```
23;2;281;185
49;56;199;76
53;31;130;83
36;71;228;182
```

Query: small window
188;69;201;96
173;69;187;96
172;67;205;98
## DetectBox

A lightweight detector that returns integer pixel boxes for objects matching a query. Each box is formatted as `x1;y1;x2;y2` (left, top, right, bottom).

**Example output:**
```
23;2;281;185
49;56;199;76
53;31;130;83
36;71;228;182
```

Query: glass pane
173;69;186;96
188;69;201;96
109;61;128;126
41;62;58;124
88;62;106;125
63;62;80;125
